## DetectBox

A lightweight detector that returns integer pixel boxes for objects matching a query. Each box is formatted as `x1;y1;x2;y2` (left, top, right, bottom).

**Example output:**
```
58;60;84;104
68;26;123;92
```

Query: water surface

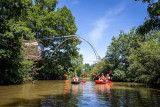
0;80;160;107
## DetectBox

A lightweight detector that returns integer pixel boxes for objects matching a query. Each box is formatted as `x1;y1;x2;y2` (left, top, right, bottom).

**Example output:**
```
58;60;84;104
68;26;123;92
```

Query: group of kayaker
71;73;110;82
98;73;110;82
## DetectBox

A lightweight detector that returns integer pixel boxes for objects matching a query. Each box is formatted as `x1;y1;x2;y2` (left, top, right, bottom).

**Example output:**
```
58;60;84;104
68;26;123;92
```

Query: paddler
101;73;105;81
105;74;110;81
72;74;79;81
98;73;105;81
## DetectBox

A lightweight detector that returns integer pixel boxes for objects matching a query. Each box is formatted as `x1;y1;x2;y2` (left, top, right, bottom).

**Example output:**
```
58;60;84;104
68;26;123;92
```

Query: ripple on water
0;80;160;107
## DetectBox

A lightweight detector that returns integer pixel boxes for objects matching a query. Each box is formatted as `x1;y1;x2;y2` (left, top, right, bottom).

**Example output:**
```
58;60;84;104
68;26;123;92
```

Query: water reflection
63;80;70;96
110;82;160;107
95;83;113;95
0;81;160;107
72;84;79;95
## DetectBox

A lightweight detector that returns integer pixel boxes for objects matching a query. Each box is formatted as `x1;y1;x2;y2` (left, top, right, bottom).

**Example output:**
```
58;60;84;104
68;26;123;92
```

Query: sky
56;0;148;65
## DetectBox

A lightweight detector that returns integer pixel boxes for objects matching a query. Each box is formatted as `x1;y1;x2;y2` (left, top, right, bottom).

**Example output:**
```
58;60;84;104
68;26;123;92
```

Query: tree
128;31;160;83
135;0;160;34
38;6;81;79
104;28;160;84
105;28;140;72
0;0;81;83
90;58;111;80
0;0;34;84
103;28;160;83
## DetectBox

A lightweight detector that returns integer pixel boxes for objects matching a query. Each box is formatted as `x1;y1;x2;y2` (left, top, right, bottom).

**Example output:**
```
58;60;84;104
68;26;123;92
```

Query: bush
112;69;126;81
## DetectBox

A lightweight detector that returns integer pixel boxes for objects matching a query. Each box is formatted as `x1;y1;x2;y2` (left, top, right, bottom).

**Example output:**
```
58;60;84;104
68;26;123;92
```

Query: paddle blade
82;75;86;78
82;80;86;83
93;73;97;76
64;74;69;77
109;71;112;75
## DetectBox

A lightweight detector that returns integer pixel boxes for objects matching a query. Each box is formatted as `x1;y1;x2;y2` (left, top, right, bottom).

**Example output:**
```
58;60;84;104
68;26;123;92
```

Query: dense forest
0;0;160;84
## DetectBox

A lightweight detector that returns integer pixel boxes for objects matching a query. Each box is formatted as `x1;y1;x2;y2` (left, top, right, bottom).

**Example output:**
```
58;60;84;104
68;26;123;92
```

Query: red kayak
95;80;112;84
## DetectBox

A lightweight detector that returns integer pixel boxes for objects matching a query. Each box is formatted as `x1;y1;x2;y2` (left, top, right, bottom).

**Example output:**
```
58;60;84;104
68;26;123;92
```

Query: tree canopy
91;28;160;84
90;0;160;84
0;0;82;84
135;0;160;34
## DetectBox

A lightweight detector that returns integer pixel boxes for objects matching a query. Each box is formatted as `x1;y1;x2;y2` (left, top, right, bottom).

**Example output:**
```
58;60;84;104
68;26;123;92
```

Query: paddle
64;74;69;77
81;80;86;83
108;71;112;83
109;71;112;75
93;73;97;76
81;75;86;83
82;75;86;78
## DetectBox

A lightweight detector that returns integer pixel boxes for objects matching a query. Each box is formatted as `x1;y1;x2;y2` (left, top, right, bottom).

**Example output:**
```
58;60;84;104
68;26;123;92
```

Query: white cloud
83;53;97;65
71;0;79;5
80;3;126;64
106;4;125;17
88;4;125;43
88;18;109;42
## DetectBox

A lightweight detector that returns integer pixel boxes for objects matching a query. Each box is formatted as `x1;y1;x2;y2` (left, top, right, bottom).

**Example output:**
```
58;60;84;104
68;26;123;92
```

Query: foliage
71;54;84;76
128;31;160;83
90;0;160;84
104;28;141;80
112;69;126;81
38;53;83;80
81;63;94;77
90;59;112;80
93;27;160;84
0;0;81;84
37;5;81;80
135;0;160;34
0;0;35;84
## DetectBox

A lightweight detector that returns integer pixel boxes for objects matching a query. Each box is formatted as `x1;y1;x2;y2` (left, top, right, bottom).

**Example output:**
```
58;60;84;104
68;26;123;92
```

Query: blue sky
56;0;148;65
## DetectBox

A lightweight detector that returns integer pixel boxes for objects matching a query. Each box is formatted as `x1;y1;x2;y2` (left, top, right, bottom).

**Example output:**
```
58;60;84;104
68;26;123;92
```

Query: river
0;80;160;107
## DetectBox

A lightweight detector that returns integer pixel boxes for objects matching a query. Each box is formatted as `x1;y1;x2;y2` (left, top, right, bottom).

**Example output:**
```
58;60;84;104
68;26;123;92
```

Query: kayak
71;81;81;84
95;80;112;84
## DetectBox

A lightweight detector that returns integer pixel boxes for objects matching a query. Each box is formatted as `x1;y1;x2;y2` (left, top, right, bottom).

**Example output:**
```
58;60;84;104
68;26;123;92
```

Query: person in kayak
105;74;110;81
101;73;106;81
98;76;103;81
72;74;79;81
99;73;105;81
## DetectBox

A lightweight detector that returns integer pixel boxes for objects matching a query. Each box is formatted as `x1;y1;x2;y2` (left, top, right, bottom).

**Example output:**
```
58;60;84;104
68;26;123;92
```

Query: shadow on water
1;94;79;107
0;80;160;107
1;98;41;107
109;82;160;107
